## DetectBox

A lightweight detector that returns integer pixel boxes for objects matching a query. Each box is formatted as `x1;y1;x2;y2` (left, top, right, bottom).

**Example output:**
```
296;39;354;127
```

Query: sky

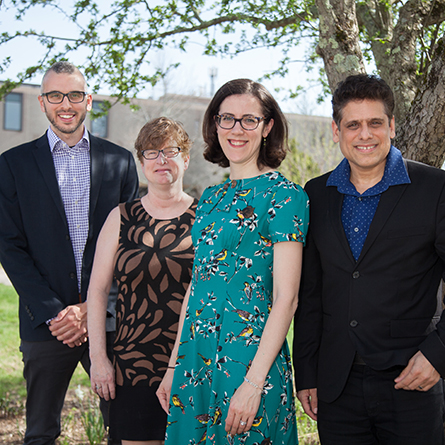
0;2;332;117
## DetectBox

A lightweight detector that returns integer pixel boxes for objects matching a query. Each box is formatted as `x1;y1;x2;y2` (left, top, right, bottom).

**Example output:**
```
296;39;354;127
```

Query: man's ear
332;120;340;143
38;95;46;113
86;94;93;112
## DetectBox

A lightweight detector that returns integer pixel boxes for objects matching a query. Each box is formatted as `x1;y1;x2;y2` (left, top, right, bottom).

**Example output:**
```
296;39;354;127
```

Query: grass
0;283;319;444
0;284;90;401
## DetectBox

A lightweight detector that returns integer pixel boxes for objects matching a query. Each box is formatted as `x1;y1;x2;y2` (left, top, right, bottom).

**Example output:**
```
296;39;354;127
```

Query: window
4;93;22;131
91;101;108;138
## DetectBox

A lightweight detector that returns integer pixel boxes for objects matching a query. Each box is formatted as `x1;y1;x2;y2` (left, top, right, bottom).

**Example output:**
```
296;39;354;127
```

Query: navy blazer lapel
327;185;355;262
89;133;104;222
357;182;408;264
33;134;67;226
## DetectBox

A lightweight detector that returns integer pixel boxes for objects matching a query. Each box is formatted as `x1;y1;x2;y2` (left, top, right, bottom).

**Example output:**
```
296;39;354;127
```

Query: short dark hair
332;74;395;126
41;62;87;91
202;78;288;169
47;61;78;75
135;117;192;162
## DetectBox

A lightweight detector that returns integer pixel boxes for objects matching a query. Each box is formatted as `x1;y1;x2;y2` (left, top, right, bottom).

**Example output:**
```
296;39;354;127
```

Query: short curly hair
135;117;192;162
332;74;394;126
202;79;288;169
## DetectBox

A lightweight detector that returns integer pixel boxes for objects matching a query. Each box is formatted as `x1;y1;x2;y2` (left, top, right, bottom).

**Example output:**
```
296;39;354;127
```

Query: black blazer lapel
327;185;355;262
32;134;67;228
357;182;408;264
89;133;104;223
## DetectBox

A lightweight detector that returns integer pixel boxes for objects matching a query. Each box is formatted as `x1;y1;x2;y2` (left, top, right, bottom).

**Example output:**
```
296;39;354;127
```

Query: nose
156;151;167;164
231;120;244;133
60;95;71;107
359;124;372;139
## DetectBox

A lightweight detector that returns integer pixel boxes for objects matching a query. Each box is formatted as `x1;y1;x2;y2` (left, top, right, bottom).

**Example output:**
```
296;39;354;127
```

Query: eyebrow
344;117;385;125
219;112;258;117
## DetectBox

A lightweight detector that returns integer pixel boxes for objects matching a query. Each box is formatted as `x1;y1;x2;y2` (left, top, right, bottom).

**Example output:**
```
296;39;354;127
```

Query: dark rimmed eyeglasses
41;91;87;104
214;114;265;131
141;147;182;160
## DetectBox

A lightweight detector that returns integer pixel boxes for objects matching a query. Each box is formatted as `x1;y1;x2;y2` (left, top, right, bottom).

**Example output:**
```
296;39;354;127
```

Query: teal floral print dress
165;171;309;445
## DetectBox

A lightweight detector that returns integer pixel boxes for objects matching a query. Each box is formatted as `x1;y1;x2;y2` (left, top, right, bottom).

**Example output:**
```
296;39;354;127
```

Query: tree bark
396;35;445;167
315;0;366;91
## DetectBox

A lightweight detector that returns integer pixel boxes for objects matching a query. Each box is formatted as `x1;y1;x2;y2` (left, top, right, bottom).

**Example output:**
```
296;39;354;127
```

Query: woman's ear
263;118;274;138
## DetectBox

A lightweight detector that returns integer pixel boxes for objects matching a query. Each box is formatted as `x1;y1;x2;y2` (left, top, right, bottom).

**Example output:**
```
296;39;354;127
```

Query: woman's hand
157;368;175;414
225;379;263;436
91;357;115;401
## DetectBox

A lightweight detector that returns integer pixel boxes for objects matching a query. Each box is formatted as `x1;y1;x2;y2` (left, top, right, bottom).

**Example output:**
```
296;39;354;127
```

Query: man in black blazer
293;74;445;444
0;62;138;444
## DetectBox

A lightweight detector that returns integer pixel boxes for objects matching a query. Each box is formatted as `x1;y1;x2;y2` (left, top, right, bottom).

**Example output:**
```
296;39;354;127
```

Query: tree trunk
315;0;366;91
396;35;445;167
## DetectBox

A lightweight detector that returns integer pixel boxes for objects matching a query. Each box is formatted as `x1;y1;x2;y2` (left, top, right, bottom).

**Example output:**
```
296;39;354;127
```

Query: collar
48;126;90;153
327;145;411;197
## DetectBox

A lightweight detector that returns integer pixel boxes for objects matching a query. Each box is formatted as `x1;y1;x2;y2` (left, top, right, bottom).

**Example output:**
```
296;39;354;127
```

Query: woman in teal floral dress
157;79;309;445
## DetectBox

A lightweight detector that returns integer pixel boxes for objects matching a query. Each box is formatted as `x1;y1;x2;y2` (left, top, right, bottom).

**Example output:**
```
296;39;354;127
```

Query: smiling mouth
229;140;247;147
59;113;75;120
356;144;377;151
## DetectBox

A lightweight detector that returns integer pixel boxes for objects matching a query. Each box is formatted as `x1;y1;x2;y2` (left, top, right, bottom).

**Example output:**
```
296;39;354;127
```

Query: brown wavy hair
202;79;288;169
135;117;192;162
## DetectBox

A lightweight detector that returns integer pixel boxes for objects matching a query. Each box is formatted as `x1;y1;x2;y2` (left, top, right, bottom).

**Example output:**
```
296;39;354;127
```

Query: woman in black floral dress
88;117;197;444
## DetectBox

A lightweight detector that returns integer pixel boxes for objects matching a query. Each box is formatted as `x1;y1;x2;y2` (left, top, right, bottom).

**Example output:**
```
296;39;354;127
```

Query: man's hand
49;302;88;347
394;351;440;391
297;388;318;421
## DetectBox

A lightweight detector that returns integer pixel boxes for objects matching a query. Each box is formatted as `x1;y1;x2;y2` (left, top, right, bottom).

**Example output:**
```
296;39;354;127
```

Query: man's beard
45;105;87;135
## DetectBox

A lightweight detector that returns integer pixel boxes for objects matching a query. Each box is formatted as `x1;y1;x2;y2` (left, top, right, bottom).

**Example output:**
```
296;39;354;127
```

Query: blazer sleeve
0;152;67;328
292;178;324;391
120;148;139;202
419;176;445;376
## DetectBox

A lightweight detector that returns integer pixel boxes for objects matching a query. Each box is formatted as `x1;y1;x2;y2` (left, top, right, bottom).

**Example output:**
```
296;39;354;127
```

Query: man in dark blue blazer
0;62;139;444
293;74;445;444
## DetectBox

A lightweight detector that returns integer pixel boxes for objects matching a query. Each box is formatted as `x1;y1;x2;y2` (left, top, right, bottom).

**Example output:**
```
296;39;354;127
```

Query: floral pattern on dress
165;172;309;445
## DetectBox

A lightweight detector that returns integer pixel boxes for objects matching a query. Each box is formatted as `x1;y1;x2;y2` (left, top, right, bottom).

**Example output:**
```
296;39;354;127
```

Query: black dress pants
318;364;445;445
20;333;116;445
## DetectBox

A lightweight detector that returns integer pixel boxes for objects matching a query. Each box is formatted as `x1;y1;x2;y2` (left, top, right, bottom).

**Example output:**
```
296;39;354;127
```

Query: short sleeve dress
165;172;309;445
109;198;198;441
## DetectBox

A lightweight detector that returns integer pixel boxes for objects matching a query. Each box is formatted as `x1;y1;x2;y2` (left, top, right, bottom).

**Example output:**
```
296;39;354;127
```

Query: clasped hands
48;302;88;348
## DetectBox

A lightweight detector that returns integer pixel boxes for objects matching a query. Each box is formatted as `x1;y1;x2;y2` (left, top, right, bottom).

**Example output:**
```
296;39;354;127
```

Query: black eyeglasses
41;91;87;104
214;114;265;131
141;147;182;160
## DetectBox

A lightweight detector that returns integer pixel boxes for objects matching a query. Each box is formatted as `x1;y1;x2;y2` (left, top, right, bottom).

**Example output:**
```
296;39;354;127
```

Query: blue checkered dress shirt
48;126;90;291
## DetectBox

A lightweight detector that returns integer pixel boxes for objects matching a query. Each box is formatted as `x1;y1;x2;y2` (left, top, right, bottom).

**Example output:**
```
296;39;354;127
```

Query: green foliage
78;390;106;445
280;138;321;186
0;0;318;102
0;392;24;418
0;283;26;399
0;0;444;123
0;282;90;395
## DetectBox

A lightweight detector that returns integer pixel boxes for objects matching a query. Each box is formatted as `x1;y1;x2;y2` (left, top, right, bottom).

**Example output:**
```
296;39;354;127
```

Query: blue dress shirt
327;146;410;260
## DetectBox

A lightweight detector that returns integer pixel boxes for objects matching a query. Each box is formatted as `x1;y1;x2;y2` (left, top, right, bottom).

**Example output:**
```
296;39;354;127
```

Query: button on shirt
327;146;410;260
48;127;90;291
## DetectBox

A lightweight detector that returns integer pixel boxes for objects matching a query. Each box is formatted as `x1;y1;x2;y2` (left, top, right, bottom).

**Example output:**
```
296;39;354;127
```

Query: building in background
0;83;335;196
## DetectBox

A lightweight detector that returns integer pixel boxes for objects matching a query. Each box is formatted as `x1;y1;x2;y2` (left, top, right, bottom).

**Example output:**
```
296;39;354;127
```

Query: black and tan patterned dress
109;198;197;441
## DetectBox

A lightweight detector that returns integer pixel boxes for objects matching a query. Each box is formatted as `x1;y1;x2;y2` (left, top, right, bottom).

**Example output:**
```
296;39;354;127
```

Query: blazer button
350;320;358;328
352;271;360;279
69;272;76;280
